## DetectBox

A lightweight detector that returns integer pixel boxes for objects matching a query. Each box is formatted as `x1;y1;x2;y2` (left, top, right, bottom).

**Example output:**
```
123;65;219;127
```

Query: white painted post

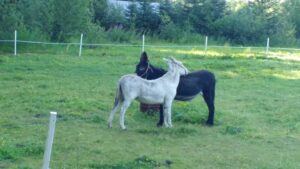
42;112;57;169
142;34;145;52
79;33;83;57
205;36;208;51
266;37;270;55
14;30;17;56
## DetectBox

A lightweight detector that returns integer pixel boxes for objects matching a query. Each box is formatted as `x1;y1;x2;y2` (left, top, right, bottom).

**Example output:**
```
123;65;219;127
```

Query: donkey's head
164;57;189;76
135;52;149;77
135;52;166;79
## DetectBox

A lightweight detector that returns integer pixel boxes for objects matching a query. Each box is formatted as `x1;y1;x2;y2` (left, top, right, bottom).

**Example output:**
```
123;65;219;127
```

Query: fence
1;31;299;168
1;30;300;58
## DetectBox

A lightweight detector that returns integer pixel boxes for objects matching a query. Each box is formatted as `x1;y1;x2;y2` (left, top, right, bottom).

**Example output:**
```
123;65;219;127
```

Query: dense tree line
0;0;299;46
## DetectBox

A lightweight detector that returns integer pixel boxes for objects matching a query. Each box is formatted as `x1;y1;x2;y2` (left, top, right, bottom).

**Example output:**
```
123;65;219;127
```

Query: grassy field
0;45;300;169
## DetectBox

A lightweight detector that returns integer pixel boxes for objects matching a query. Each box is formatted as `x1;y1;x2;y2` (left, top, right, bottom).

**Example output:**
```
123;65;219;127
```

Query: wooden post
79;33;83;57
14;30;17;56
42;112;57;169
142;34;145;52
266;37;270;55
205;36;208;51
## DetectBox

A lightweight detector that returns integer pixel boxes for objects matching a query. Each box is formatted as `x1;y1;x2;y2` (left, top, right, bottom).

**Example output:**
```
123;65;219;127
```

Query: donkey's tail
113;83;124;108
108;83;124;128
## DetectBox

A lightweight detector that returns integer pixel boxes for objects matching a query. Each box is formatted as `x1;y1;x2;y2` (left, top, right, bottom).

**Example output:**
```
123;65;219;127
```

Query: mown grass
0;45;300;169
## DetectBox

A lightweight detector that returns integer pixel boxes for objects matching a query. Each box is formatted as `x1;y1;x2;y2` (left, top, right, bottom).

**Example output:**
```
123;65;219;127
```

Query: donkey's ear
170;57;176;62
140;52;149;64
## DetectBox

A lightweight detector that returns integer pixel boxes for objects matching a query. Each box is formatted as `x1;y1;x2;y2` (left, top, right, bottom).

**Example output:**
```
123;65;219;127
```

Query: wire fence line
1;31;300;57
2;39;300;50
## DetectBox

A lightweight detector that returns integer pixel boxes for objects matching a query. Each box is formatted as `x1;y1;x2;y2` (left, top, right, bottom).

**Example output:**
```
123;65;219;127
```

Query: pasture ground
0;46;300;169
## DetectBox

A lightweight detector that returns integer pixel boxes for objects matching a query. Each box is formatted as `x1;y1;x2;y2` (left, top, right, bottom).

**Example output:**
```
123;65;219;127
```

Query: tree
209;0;226;21
125;2;139;30
136;1;161;34
51;0;90;41
215;0;296;45
17;0;53;37
102;5;126;30
0;0;23;38
90;0;108;27
286;0;300;38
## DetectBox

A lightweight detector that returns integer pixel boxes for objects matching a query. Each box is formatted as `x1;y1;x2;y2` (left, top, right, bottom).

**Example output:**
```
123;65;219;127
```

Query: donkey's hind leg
203;87;215;126
108;101;121;128
157;105;164;127
119;100;131;130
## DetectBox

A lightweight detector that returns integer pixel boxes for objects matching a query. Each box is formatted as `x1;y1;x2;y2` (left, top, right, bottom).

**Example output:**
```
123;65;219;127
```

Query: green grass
0;45;300;169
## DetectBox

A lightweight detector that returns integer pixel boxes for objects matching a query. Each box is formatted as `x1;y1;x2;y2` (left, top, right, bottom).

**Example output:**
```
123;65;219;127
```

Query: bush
106;28;139;43
159;22;205;44
159;22;182;42
84;24;106;44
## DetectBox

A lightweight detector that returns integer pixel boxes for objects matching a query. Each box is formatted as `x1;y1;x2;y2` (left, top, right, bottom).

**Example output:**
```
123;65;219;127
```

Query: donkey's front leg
157;105;164;127
167;103;173;128
119;100;131;130
163;105;169;128
163;101;172;128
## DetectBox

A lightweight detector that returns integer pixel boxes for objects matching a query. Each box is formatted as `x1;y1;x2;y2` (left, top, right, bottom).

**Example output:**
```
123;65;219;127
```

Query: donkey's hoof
206;120;214;126
163;123;169;128
121;126;127;130
157;122;163;127
164;123;172;128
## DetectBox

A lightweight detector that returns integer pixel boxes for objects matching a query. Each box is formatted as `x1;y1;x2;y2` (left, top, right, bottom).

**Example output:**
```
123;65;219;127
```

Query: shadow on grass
222;126;243;135
88;155;172;169
135;126;197;137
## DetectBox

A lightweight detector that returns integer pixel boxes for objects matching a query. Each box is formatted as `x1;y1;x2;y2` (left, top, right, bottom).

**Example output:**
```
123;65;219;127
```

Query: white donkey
108;57;188;129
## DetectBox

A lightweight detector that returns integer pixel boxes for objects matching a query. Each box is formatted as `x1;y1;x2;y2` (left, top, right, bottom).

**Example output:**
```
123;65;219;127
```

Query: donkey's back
118;74;173;104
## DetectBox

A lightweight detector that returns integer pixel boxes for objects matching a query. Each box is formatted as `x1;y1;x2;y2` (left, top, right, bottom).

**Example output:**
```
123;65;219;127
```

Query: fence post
14;30;17;56
79;33;83;57
42;112;57;169
205;36;208;53
142;34;145;52
266;37;269;55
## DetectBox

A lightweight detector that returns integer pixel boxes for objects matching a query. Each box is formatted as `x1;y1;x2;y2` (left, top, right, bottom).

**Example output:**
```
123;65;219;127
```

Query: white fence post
142;34;145;52
79;33;83;57
14;30;17;56
42;112;57;169
205;36;208;51
266;37;270;55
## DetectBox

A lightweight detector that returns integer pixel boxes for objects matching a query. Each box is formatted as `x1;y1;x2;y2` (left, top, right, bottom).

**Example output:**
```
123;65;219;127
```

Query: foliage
215;0;296;46
106;28;139;43
51;0;91;41
0;0;23;39
125;2;139;30
135;2;161;34
286;0;300;38
90;0;108;27
0;0;299;46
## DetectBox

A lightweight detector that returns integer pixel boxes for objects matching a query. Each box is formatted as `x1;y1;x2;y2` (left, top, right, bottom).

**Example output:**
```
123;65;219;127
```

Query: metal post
14;30;17;55
142;34;145;52
205;36;208;51
266;37;269;55
205;36;208;54
79;33;83;57
42;112;57;169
